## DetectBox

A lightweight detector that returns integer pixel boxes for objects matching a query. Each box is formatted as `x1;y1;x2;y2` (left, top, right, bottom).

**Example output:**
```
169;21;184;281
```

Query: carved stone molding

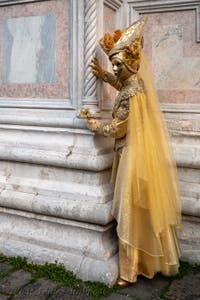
128;0;200;41
0;0;46;5
104;0;123;10
83;0;98;106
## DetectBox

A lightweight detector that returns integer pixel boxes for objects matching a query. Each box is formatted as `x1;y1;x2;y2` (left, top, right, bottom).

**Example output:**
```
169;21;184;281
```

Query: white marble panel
3;14;56;84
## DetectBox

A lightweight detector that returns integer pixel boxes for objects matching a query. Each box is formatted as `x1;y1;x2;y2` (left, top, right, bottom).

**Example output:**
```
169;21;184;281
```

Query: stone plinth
0;123;118;284
0;207;118;285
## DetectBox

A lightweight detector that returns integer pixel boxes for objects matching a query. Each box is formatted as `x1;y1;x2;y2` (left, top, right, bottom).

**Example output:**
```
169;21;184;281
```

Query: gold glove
86;119;101;132
78;108;92;119
90;57;106;80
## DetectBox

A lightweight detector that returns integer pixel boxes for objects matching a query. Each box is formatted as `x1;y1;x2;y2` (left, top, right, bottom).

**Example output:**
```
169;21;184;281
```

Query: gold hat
99;17;147;73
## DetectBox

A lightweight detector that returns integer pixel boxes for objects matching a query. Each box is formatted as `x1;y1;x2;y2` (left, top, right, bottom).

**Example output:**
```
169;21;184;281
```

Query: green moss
1;254;199;300
0;254;120;299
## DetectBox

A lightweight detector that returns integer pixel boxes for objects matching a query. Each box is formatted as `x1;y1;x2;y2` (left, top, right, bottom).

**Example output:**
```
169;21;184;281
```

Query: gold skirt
119;226;181;282
110;65;182;284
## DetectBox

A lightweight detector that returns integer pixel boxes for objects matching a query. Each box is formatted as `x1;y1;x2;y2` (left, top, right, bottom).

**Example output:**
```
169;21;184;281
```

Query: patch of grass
0;254;120;299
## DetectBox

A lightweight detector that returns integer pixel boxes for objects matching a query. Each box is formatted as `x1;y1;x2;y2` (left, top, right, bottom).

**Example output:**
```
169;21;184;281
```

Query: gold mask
99;17;147;73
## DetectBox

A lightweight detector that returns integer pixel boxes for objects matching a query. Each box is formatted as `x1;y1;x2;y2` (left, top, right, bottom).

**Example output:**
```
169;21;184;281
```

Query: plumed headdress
99;17;147;73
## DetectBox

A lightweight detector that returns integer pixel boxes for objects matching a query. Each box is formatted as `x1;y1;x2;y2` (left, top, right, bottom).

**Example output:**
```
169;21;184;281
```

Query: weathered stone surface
13;278;57;300
180;216;200;263
0;128;114;171
0;207;117;260
0;270;32;293
49;287;91;300
119;275;169;300
0;294;7;300
0;207;118;285
165;274;200;300
0;263;11;276
0;158;114;225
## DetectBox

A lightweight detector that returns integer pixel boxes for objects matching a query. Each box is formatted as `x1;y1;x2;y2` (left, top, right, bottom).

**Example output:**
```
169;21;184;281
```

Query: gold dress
96;66;181;282
86;18;181;283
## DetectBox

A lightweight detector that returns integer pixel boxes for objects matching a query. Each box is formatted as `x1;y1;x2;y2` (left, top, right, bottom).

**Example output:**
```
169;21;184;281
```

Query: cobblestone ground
0;262;200;300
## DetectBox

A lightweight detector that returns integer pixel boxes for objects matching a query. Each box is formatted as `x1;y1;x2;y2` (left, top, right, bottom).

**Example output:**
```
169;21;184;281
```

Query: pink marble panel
103;4;117;33
0;0;69;99
102;4;117;109
143;10;200;104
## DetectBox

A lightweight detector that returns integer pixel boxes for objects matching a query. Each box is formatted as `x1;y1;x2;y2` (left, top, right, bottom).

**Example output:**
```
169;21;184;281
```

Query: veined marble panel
143;10;200;103
152;24;200;91
0;0;69;99
3;14;56;84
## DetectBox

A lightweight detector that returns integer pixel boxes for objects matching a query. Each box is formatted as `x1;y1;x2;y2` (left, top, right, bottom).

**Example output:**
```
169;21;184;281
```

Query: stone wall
0;0;126;285
0;0;199;286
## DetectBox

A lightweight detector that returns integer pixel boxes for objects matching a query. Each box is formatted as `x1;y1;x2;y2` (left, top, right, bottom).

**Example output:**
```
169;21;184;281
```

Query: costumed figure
80;17;181;286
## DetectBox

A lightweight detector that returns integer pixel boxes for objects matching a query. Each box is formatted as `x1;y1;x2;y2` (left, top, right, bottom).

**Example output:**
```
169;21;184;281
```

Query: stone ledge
0;207;118;285
0;161;114;224
0;190;114;225
0;126;114;171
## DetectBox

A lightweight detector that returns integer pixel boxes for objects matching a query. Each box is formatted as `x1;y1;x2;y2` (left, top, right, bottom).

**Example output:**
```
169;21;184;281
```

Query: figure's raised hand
90;57;106;79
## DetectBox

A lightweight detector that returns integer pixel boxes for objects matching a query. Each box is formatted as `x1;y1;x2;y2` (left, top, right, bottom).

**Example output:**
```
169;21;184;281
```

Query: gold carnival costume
82;18;181;283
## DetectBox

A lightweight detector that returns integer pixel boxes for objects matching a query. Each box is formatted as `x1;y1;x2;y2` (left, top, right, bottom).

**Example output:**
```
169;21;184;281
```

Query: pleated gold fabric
112;53;181;281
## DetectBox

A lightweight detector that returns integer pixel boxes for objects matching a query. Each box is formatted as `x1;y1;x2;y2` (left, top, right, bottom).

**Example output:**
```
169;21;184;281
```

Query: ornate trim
0;98;70;109
128;0;200;42
161;103;200;114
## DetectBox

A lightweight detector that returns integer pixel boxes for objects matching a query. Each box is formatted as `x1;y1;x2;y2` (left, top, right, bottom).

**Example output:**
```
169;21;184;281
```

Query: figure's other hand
86;119;101;132
90;57;106;79
78;107;91;119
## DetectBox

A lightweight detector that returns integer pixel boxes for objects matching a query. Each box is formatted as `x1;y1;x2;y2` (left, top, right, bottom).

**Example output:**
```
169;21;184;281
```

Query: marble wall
0;0;69;99
143;10;200;104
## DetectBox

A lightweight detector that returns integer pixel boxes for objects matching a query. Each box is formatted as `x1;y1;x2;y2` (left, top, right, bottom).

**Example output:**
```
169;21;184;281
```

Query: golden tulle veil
112;51;182;279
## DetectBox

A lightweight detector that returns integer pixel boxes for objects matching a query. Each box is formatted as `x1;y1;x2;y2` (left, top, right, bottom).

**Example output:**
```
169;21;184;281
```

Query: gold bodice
100;75;144;151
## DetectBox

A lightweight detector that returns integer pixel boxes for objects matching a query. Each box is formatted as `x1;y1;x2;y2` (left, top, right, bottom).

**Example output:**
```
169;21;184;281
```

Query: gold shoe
117;278;130;287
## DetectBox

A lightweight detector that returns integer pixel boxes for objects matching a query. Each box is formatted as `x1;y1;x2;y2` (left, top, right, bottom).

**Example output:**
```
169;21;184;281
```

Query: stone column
82;0;98;109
